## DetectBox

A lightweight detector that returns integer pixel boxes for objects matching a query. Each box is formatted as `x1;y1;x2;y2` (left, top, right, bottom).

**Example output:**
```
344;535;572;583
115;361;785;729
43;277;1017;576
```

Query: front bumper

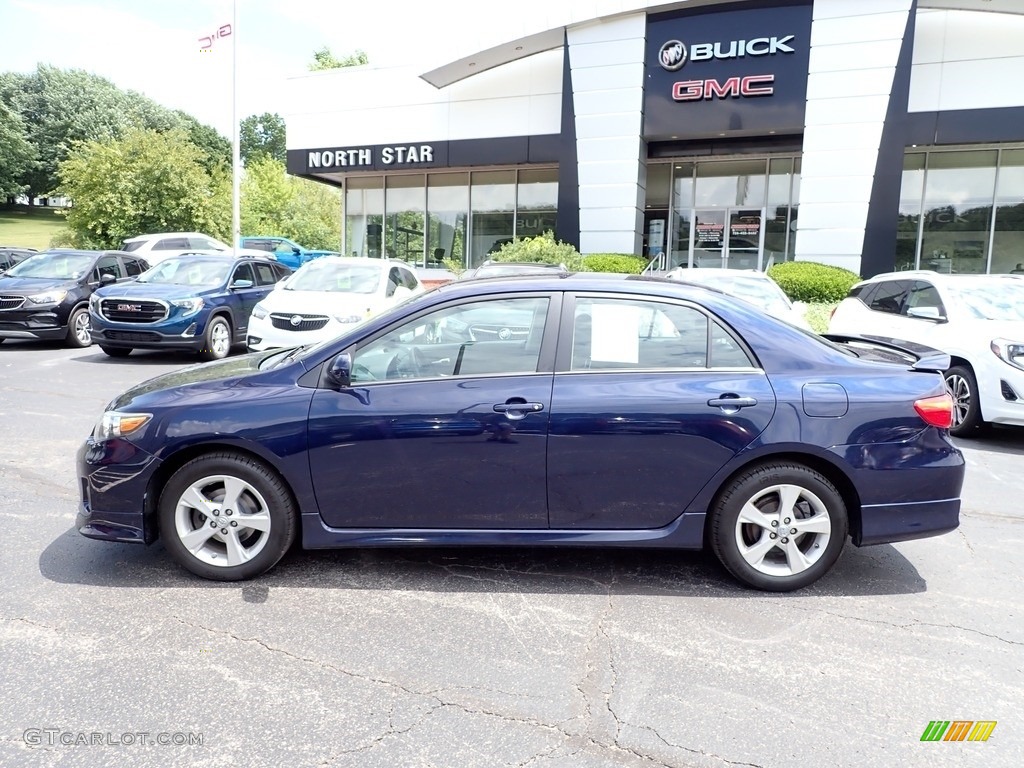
247;316;348;351
0;309;68;340
76;437;162;544
91;319;206;351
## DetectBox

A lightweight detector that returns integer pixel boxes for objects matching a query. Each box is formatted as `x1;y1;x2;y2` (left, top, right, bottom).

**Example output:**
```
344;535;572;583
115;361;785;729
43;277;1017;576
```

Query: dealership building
285;0;1024;277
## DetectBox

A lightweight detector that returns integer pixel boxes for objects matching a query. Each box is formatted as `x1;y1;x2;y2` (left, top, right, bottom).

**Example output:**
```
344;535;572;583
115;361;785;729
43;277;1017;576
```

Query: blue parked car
76;273;964;591
239;236;339;271
89;254;292;360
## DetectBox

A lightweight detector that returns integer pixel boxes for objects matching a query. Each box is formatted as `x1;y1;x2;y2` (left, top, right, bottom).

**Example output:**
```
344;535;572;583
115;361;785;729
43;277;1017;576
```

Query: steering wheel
352;362;377;382
386;346;427;379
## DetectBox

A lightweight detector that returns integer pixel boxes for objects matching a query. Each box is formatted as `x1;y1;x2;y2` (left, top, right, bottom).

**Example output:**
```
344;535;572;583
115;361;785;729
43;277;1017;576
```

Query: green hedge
490;231;584;269
581;253;646;274
768;261;860;303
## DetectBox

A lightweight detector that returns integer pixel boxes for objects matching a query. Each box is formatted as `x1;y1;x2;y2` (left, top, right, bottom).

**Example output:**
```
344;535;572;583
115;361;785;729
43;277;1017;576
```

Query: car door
306;293;559;529
228;262;264;336
547;294;777;529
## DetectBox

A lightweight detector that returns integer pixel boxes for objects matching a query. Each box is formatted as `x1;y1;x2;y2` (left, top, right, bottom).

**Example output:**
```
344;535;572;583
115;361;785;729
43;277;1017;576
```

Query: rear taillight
914;393;953;429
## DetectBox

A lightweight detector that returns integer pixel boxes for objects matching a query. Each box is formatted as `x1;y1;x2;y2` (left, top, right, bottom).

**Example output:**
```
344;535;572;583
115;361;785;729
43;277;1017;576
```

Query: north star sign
306;144;436;169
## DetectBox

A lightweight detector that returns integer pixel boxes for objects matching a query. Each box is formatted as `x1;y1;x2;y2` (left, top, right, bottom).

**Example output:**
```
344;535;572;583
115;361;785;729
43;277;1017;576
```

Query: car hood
262;289;381;314
110;354;268;410
95;282;215;301
0;276;79;294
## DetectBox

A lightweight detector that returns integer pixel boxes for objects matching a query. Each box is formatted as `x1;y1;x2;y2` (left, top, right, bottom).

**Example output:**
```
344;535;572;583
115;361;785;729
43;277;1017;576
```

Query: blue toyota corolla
89;254;292;360
76;274;965;591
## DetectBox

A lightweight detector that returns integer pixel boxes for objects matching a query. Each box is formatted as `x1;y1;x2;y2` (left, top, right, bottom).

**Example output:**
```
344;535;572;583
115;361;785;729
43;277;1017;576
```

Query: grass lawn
0;205;68;250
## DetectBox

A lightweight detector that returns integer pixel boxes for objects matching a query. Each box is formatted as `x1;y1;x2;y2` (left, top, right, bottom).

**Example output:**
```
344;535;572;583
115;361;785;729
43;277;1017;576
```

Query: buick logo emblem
289;315;303;327
659;39;687;71
497;327;512;341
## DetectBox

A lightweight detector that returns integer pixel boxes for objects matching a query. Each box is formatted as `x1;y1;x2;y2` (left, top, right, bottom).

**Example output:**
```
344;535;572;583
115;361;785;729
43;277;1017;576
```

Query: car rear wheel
158;452;297;581
66;307;91;348
711;462;848;592
944;365;983;437
199;316;231;361
100;346;132;358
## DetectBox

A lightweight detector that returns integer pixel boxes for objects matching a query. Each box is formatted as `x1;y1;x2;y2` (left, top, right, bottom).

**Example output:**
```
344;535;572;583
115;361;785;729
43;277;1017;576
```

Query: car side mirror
100;273;117;284
292;247;301;254
231;279;254;289
326;352;352;389
907;306;946;322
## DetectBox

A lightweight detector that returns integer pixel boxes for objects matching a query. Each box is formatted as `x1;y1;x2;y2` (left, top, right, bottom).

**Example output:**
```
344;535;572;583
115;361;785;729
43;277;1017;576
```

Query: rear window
121;240;143;252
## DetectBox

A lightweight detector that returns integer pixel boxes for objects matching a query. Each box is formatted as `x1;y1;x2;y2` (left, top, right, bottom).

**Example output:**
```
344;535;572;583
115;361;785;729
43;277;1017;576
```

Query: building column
566;13;647;256
796;0;916;274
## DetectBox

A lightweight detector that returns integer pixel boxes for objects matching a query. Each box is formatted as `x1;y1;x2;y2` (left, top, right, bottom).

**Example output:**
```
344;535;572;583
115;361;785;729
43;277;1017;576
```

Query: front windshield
949;281;1024;321
285;262;380;293
6;252;95;280
137;258;232;287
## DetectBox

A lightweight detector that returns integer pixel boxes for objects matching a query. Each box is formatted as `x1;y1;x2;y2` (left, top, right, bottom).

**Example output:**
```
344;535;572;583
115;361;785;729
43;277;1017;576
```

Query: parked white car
246;257;425;351
120;233;272;265
828;270;1024;436
664;267;811;330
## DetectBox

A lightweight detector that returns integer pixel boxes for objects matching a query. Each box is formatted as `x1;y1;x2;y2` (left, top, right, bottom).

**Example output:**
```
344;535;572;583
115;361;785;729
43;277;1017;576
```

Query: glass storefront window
385;175;426;266
470;170;515;267
427;173;468;267
694;159;768;208
992;149;1024;275
765;158;794;267
516;169;558;238
643;163;671;266
670;163;694;269
896;153;926;271
345;177;383;258
920;150;997;275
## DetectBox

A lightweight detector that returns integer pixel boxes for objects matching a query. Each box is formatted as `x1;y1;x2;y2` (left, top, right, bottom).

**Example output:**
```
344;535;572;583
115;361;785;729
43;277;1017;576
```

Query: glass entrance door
690;208;764;269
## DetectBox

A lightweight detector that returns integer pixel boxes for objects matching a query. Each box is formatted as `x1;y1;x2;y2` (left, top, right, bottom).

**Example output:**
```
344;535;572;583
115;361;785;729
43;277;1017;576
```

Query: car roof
122;232;214;242
433;271;734;301
855;270;1023;286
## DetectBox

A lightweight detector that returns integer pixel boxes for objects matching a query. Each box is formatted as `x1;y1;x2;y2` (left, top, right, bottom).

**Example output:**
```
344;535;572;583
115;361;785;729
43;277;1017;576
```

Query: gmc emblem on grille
117;303;143;312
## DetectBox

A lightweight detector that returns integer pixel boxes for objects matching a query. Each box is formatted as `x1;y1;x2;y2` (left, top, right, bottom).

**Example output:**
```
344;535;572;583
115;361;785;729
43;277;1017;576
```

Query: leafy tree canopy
0;102;34;197
308;47;368;71
241;156;341;250
240;112;286;165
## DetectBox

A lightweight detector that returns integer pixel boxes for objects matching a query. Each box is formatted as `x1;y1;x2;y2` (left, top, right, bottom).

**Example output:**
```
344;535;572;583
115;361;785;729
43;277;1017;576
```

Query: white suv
120;232;232;264
828;270;1024;436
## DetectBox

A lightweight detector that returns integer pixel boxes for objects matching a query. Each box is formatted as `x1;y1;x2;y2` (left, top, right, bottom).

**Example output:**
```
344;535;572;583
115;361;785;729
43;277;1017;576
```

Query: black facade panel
862;2;917;279
449;136;529;167
528;134;561;163
555;36;581;251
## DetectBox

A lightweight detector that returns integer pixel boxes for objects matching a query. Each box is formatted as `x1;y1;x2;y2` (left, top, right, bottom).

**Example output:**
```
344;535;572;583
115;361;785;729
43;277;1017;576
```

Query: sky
0;0;529;136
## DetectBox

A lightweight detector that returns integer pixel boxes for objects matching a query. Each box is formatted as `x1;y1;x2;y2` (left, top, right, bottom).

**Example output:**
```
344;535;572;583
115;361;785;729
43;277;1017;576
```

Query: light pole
231;0;241;249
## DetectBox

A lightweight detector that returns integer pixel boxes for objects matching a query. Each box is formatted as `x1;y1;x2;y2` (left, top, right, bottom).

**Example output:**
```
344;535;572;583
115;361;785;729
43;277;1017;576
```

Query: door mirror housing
100;272;117;284
231;279;254;289
907;306;946;322
326;352;352;389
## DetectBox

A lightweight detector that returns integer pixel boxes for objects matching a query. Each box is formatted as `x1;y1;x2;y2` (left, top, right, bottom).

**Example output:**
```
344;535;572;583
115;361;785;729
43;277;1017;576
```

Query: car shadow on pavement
68;348;207;366
40;525;926;598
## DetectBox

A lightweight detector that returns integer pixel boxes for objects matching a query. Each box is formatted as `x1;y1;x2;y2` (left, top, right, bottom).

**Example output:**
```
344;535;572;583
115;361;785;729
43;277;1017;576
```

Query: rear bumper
854;497;960;546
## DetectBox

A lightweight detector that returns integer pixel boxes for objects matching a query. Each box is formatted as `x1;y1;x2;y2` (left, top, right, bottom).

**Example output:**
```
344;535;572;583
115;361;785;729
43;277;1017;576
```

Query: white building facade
285;0;1024;277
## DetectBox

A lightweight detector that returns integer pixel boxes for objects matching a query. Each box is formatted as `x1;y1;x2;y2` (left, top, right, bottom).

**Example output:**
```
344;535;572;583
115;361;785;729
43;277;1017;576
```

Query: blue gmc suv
89;254;291;360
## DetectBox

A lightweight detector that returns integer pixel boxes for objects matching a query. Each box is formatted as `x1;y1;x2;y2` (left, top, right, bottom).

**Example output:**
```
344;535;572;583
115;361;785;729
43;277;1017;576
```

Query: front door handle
707;395;758;410
493;401;544;420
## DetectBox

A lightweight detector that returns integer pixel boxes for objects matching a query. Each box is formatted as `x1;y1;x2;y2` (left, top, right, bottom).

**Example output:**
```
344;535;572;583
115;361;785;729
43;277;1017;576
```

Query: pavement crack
786;605;1022;645
958;529;975;555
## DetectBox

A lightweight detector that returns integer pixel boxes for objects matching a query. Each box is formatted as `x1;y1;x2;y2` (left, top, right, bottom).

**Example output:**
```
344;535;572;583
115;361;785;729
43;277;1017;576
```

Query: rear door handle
493;402;544;420
707;395;758;410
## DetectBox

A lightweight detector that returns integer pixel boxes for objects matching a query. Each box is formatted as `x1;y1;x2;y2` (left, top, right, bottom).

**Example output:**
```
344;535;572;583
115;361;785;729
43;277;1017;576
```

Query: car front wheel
158;452;297;581
66;307;91;348
199;316;231;361
944;365;983;437
711;462;848;592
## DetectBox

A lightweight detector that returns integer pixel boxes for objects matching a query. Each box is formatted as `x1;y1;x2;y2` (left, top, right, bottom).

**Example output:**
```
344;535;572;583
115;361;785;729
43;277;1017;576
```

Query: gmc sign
672;75;775;101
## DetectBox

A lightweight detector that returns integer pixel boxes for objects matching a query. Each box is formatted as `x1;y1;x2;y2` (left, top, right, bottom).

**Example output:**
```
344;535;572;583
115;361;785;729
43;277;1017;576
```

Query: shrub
490;231;584;270
581;253;646;274
768;261;860;303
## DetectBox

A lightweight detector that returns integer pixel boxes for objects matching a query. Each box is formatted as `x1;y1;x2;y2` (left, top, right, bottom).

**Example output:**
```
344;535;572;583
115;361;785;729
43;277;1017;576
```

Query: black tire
199;315;231;361
944;365;984;437
65;306;91;348
100;346;132;358
710;462;848;592
158;452;297;581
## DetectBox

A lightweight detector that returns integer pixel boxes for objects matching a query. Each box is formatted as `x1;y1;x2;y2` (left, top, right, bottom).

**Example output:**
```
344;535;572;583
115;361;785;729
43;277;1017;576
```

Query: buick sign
659;40;687;71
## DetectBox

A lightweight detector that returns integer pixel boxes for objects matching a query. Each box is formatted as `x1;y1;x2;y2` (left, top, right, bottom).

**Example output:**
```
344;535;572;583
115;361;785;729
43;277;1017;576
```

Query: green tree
0;65;228;201
0;102;33;198
240;156;341;250
308;47;368;71
55;128;229;248
240;112;286;165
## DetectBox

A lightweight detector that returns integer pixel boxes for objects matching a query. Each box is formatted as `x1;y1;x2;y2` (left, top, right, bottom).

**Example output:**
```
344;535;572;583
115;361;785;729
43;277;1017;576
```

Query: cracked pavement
1;342;1022;767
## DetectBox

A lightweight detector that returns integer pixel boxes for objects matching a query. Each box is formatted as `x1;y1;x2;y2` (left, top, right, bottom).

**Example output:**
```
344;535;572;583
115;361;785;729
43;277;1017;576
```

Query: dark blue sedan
89;255;292;360
76;274;965;591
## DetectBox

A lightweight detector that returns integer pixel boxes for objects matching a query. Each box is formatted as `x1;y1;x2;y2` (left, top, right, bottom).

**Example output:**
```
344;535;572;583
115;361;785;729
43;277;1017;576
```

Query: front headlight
252;302;268;320
990;338;1024;371
170;297;204;316
27;290;68;305
92;411;152;441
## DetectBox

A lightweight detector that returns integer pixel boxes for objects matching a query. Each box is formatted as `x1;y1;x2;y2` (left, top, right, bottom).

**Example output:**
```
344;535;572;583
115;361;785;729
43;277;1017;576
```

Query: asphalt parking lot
1;340;1021;768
